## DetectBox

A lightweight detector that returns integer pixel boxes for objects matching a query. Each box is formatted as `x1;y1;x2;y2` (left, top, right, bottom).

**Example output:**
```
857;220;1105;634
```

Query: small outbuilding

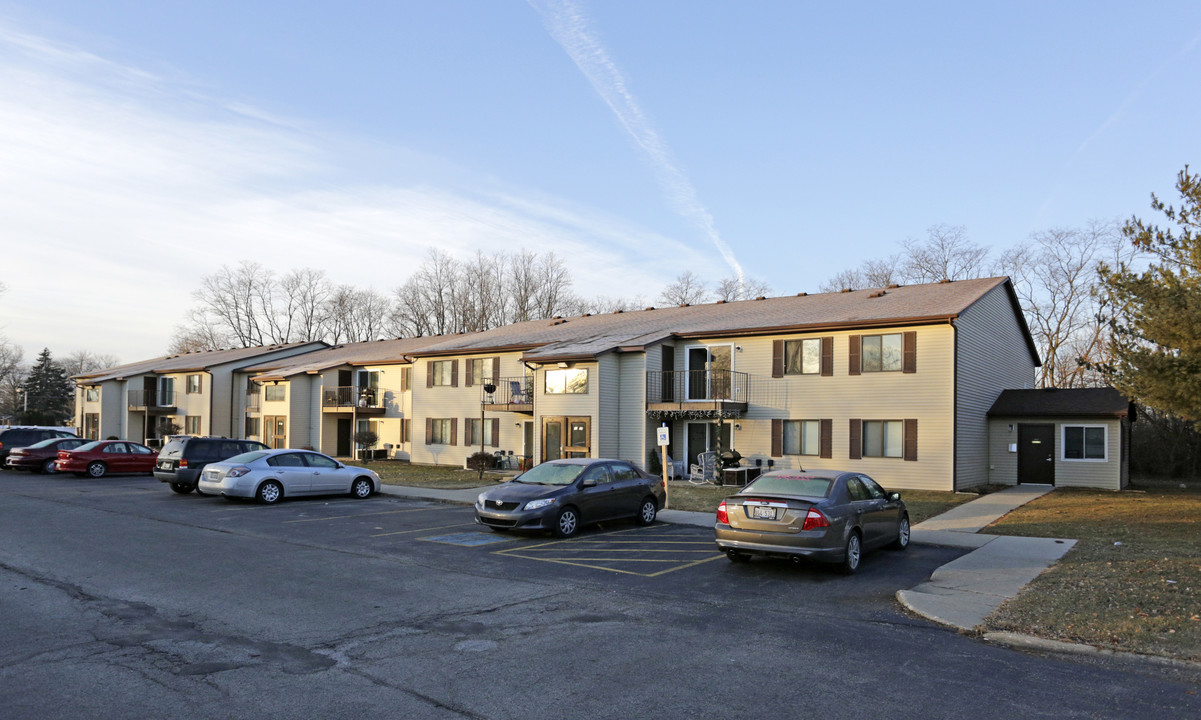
986;387;1135;490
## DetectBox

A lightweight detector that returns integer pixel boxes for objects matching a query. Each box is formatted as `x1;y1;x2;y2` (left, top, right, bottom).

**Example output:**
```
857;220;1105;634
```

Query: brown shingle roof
243;337;447;381
987;387;1133;418
411;277;1037;363
73;342;329;384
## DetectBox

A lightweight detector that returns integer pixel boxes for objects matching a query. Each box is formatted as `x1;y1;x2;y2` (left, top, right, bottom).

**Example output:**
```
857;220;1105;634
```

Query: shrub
467;451;494;482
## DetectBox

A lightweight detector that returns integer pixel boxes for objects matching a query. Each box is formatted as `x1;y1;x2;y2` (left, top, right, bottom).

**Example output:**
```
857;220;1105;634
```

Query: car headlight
477;492;488;505
524;498;556;511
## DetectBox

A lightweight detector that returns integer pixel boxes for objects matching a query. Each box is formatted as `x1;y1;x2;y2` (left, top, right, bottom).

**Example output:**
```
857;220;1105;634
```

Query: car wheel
42;459;58;474
256;480;283;504
194;485;207;496
635;496;657;525
725;549;751;563
87;461;107;478
840;531;862;575
350;477;374;499
169;482;194;495
891;514;911;551
553;506;579;538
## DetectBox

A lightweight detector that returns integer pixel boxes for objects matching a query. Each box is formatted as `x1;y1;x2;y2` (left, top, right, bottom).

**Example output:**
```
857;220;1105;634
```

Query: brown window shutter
464;417;472;445
849;419;862;459
819;419;832;458
493;356;501;385
425;418;432;444
465;359;474;387
772;340;784;378
450;418;458;446
821;337;833;377
771;419;783;457
426;363;433;388
903;332;917;374
401;367;410;393
401;418;410;444
491;418;500;448
904;419;918;461
849;336;861;376
451;360;459;387
198;376;204;394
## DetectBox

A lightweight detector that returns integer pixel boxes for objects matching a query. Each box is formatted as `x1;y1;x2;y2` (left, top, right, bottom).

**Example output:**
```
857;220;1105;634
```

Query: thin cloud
528;0;745;283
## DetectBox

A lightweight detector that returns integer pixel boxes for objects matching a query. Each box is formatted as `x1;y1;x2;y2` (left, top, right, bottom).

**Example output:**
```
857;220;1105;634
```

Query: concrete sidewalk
378;482;1074;632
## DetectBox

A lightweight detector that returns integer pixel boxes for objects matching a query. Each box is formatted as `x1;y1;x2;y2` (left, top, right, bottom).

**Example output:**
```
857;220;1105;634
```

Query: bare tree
658;271;710;305
0;340;25;420
532;252;574;318
900;224;990;282
61;350;121;377
818;255;903;293
714;276;772;302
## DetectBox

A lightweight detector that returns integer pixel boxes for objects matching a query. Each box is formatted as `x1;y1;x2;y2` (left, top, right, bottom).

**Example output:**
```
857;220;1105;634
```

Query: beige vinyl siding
536;361;599;459
410;353;525;466
170;372;210;436
987;417;1124;490
686;327;955;490
597;354;621;460
615;352;648;467
954;284;1038;489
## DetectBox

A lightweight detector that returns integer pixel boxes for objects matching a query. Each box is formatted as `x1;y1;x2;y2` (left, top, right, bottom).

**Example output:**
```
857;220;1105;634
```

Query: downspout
951;318;959;493
523;360;539;465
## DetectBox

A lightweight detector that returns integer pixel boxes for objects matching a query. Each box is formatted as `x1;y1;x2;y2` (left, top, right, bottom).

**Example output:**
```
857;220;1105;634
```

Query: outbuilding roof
987;387;1134;418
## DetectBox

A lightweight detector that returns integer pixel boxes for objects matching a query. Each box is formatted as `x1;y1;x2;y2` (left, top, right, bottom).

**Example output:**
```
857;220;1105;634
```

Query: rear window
743;474;834;498
159;440;187;458
27;437;65;449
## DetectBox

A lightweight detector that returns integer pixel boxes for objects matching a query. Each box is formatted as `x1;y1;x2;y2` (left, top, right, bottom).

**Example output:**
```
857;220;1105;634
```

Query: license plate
752;506;776;519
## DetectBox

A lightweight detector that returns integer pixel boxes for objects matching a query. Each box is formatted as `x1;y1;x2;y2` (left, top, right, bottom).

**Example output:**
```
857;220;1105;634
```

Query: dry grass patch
369;461;504;489
985;484;1201;662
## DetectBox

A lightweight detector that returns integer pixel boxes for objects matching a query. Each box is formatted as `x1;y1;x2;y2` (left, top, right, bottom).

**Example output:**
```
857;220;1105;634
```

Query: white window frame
1061;424;1108;462
783;339;821;375
861;333;903;373
431;361;454;387
783;419;820;456
862;419;903;458
544;368;588;395
429;418;452;445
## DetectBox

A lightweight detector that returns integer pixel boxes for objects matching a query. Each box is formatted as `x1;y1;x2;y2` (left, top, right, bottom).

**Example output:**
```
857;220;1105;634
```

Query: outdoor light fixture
557;362;569;368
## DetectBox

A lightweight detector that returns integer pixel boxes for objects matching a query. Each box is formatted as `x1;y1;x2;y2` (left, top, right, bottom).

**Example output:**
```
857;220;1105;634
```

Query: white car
198;449;381;504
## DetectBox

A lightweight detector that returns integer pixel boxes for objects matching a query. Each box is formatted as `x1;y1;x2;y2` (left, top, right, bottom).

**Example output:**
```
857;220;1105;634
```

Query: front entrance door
336;418;351;457
542;417;590;462
1018;424;1055;485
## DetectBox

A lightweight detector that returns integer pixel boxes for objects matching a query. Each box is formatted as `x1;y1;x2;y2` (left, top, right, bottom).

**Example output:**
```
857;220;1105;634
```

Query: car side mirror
581;478;597;488
887;492;901;502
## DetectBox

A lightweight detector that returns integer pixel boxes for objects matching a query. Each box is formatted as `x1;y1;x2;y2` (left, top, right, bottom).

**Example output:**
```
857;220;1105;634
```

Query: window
861;334;903;373
783;420;820;456
264;384;286;402
186;374;203;394
85;387;99;402
784;339;821;375
862;420;904;457
466;418;495;447
470;358;494;386
245;416;260;438
84;413;100;440
431;360;455;387
545;368;588;394
611;463;640;481
303;453;339;469
1063;425;1106;461
428;418;454;445
185;416;201;435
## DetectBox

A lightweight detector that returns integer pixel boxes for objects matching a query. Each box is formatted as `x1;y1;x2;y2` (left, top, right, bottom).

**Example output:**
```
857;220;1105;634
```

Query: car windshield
743;474;834;498
28;437;68;449
512;462;585;486
225;451;270;464
74;441;102;452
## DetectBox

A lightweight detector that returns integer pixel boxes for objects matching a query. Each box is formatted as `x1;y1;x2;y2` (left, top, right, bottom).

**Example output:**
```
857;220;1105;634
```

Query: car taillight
716;500;729;525
801;507;830;531
58;451;68;459
179;459;188;467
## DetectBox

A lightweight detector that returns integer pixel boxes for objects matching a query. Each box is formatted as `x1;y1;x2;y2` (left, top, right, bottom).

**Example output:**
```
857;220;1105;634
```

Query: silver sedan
198;449;381;504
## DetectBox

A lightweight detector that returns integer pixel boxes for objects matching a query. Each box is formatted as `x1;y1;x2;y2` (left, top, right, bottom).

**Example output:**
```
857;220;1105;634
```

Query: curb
983;632;1201;671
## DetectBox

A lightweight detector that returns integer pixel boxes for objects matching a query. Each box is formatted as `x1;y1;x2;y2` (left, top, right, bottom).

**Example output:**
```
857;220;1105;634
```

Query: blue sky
2;1;1199;363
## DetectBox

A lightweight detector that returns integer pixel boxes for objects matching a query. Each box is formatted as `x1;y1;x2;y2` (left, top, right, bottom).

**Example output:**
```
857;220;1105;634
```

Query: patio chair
689;451;718;485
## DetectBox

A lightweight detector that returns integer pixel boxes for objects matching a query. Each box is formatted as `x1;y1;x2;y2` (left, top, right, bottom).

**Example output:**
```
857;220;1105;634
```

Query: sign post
656;424;670;510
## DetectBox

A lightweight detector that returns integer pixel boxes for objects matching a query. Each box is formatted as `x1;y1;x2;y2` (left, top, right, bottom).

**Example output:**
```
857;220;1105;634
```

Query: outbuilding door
1017;423;1055;485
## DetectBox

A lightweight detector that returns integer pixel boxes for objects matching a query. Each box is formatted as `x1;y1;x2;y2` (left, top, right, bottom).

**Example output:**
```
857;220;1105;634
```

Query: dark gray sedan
475;458;666;538
714;469;909;573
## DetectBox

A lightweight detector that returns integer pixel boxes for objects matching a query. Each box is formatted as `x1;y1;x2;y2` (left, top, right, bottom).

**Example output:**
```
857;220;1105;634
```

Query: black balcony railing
646;370;748;406
322;385;387;410
481;377;533;408
127;389;176;409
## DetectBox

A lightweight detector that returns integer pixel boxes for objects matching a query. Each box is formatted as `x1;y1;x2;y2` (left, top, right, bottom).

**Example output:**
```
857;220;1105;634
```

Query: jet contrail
528;0;745;284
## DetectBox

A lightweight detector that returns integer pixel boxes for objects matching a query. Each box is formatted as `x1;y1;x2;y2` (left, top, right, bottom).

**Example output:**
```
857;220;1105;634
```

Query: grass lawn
984;479;1201;662
368;461;505;489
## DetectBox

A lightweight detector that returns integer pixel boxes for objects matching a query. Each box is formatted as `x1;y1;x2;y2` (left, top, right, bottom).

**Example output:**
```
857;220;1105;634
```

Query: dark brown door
1018;424;1055;485
336;419;351;457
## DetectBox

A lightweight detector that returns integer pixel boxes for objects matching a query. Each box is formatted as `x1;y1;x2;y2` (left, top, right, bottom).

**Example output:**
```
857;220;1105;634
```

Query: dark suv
0;427;78;462
155;437;269;494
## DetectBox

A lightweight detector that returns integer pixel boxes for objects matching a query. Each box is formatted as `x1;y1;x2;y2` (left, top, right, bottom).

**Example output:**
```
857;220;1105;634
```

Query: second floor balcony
646;369;749;417
127;389;176;411
321;385;389;415
481;377;534;413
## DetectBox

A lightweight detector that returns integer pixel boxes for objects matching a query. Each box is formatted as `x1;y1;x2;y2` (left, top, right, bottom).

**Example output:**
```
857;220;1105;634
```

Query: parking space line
283;506;457;524
370;522;478;537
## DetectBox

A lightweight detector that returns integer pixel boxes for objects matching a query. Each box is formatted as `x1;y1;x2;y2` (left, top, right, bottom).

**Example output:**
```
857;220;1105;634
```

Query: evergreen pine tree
1099;166;1201;420
20;348;73;426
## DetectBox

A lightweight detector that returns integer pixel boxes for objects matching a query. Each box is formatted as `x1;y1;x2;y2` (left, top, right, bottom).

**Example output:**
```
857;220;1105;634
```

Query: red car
56;440;158;478
6;437;88;473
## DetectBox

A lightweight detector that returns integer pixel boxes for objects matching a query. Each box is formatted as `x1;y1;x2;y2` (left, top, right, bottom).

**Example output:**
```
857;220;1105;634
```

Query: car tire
635;496;658;525
725;549;751;563
350;477;374;499
840;531;862;575
169;482;194;495
42;459;57;474
891;514;911;551
87;461;107;478
195;485;207;496
553;506;579;538
256;480;283;505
